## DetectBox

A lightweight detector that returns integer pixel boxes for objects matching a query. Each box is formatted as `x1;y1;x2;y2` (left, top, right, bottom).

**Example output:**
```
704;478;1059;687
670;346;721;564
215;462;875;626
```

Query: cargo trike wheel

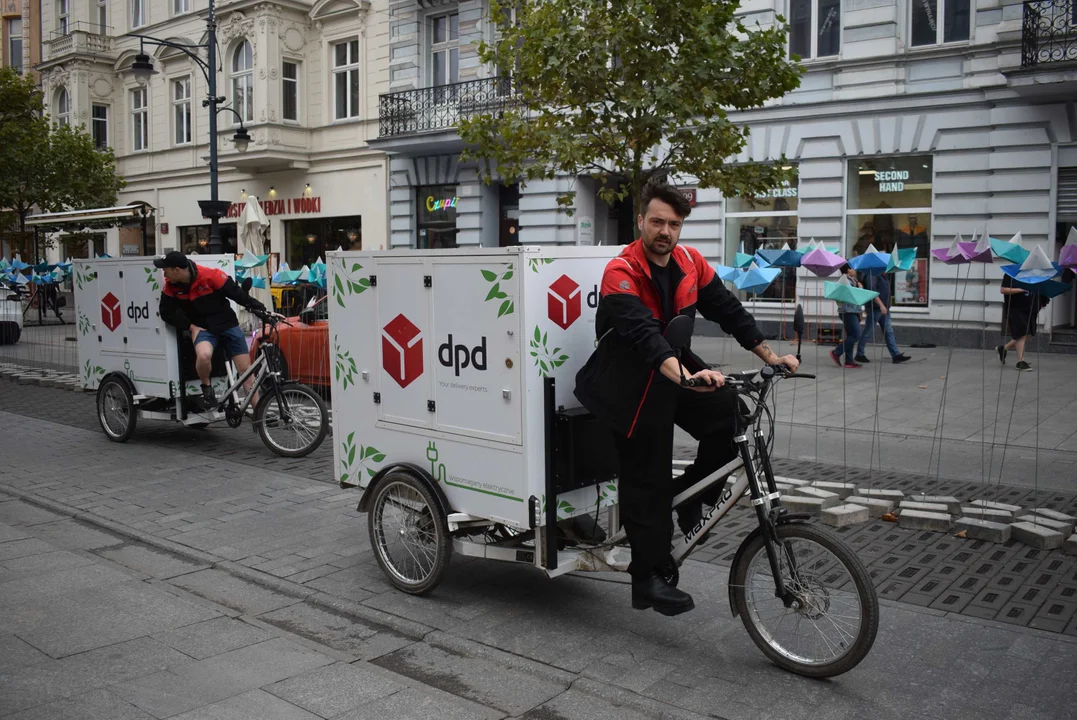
368;472;452;595
97;377;136;443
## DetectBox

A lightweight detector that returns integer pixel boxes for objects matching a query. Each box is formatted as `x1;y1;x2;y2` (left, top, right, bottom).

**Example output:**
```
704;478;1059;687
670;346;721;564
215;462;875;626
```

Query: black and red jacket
159;261;265;335
574;239;765;438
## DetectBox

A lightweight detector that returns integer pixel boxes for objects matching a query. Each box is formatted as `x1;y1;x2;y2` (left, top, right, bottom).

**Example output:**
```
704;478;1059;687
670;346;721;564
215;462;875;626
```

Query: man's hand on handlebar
775;354;800;373
682;368;725;391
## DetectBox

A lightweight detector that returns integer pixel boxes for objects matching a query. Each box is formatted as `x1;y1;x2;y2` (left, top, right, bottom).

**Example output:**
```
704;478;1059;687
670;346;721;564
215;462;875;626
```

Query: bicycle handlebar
680;365;816;389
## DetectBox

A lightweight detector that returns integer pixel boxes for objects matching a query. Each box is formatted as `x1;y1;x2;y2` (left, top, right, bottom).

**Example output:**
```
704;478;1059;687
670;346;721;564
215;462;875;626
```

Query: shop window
790;0;840;59
846;156;932;307
60;234;105;260
724;168;799;302
92;104;108;149
284;216;362;268
177;224;238;255
416;185;458;248
911;0;970;47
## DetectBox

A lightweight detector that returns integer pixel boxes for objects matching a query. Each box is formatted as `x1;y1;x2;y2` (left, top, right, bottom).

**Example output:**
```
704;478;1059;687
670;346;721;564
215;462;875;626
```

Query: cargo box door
375;259;433;429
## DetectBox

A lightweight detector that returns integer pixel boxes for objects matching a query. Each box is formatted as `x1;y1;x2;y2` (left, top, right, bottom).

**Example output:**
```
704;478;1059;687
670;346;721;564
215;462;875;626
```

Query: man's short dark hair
639;179;692;220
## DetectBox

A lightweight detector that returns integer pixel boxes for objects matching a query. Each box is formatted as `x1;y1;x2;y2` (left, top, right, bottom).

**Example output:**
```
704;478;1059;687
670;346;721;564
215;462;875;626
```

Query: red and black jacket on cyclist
159;259;266;334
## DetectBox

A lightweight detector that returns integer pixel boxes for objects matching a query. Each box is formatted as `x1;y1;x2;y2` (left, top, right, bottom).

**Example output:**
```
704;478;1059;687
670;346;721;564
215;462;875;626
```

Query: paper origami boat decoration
958;232;993;263
990;232;1030;265
1059;227;1077;269
824;274;879;305
272;269;303;284
714;264;742;282
235;253;270;269
931;235;968;265
734;262;781;294
1000;244;1060;284
10;258;29;271
1013;277;1072;298
796;239;816;255
800;246;845;277
756;243;802;268
848;244;891;276
886;247;917;272
250;276;268;289
733;243;754;269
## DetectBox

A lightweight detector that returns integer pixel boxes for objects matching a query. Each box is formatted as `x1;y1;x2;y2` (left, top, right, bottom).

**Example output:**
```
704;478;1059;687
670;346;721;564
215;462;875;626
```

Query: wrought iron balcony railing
45;22;114;61
378;76;519;138
1022;0;1077;68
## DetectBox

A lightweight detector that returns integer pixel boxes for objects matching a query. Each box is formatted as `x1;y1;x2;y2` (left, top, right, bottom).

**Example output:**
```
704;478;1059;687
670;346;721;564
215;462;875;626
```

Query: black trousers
614;386;741;578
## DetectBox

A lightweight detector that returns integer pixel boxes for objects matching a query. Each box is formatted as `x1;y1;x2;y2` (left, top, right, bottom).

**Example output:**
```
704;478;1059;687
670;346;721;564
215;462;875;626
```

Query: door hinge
123;336;128;344
423;275;432;288
118;270;123;278
373;392;381;404
368;275;377;286
427;400;436;412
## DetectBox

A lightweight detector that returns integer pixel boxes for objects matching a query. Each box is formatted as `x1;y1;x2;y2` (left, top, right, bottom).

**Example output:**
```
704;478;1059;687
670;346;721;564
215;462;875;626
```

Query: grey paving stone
898;510;952;532
519;687;676;720
1022;514;1075;536
858;488;905;501
821;504;870;528
791;486;840;503
0;537;57;561
373;641;567;716
152;617;273;660
169;689;322;720
1011;522;1067;550
0;562;136;607
96;543;210;580
264;661;403;718
168;568;303;616
1;549;96;576
258;601;414;661
845;496;895;518
782;495;837;513
810;481;857;499
966;499;1022;516
0;633;51;672
0;523;31;542
772;476;811;487
0;501;69;527
955;518;1012;543
909;495;962;514
0;688;156;720
961;506;1014;523
900;501;951;514
1065;534;1077;557
333;687;495;720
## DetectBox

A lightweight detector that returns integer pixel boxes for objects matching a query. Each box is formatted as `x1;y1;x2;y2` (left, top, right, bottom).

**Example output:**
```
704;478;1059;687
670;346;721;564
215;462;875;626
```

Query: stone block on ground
845;496;895;518
810;481;857;499
782;495;838;514
1065;534;1077;557
1018;515;1073;536
899;501;951;514
1010;521;1067;550
1027;509;1076;535
898;509;952;532
858;488;904;501
966;499;1022;515
792;486;840;503
908;495;962;514
960;506;1013;523
822;503;870;528
955;517;1012;543
772;476;811;487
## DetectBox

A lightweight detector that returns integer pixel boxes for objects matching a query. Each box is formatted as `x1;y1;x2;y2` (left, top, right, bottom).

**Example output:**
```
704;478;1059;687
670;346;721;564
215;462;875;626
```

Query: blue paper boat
1013;277;1072;298
990;235;1029;265
1001;262;1061;285
756;248;801;268
734;263;781;294
714;265;741;282
733;252;754;269
886;248;917;273
848;244;891;276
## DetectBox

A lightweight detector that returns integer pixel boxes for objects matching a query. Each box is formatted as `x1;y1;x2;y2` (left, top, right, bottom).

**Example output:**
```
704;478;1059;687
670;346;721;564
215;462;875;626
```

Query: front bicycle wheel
254;382;328;457
730;523;878;678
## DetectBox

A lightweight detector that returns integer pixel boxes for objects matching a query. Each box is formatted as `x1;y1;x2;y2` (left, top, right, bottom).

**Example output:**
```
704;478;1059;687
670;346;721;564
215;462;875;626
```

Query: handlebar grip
796;373;816;379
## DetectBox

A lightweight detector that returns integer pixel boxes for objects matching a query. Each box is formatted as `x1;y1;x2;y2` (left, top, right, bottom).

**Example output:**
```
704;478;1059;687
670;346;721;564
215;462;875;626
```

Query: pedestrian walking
830;265;863;369
854;271;911;364
996;273;1048;371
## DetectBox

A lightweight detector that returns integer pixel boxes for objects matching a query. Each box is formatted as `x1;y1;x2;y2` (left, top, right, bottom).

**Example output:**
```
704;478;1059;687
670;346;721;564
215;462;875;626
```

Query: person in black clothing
574;180;799;617
155;251;273;407
996;274;1048;371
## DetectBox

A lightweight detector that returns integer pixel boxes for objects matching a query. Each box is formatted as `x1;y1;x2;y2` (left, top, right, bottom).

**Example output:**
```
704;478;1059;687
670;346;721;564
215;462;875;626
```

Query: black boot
201;383;218;410
632;571;695;616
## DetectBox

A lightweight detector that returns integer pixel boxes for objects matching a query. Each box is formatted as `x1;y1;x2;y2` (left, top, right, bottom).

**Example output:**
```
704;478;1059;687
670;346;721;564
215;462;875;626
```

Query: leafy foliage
530;325;569;377
481;264;515;317
458;0;802;215
332;259;371;308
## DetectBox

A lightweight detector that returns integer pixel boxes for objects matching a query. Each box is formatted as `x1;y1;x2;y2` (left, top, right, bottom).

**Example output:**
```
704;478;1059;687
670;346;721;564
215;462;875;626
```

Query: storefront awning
24;202;154;228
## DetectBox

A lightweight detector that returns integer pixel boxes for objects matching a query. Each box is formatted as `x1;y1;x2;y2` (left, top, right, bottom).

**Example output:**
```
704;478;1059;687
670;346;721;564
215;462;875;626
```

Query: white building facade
35;0;391;267
372;0;1077;346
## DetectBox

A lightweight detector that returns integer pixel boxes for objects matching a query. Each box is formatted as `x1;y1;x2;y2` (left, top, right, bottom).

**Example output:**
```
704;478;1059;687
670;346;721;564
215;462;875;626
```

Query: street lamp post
127;0;251;255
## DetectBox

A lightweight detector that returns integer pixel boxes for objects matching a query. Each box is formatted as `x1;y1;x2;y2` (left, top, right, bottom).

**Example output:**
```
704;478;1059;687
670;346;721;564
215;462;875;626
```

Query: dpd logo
382;314;423;388
548;275;581;330
439;335;487;376
101;292;122;332
127;301;150;323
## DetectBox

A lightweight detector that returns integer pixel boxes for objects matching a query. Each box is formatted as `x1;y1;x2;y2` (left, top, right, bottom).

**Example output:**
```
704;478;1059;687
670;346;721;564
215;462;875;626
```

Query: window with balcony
429;12;459;86
173;76;191;145
282;60;299;122
790;0;840;59
55;88;70;127
173;0;190;16
57;0;70;34
911;0;971;46
131;87;148;151
131;0;146;29
96;0;107;33
332;39;360;120
231;41;253;123
92;104;108;149
6;18;21;74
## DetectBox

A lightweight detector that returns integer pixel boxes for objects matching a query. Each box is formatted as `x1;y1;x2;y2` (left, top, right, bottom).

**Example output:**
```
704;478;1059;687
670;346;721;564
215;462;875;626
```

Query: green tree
0;67;126;259
458;0;803;219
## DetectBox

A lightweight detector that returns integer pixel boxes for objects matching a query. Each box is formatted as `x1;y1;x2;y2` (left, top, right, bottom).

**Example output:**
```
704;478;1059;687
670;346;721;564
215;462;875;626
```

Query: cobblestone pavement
2;410;1076;719
3;380;1076;636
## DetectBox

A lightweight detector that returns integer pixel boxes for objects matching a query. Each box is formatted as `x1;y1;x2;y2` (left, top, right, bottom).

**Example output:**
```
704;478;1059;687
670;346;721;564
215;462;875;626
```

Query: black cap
153;251;188;269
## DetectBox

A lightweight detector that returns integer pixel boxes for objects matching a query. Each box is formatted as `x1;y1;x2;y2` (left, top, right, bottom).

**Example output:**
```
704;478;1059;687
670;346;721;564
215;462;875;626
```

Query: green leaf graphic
481;269;497;282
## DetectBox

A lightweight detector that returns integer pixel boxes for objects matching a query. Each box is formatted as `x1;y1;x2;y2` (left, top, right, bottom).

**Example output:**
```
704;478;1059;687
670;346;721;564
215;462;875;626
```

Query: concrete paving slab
333;687;497;720
0;688;156;720
96;543;211;580
258;600;414;661
29;519;127;550
1012;522;1068;550
0;500;68;527
845;496;896;517
168;689;321;720
264;661;404;718
0;634;52;672
168;568;303;616
151;617;273;661
0;549;96;577
955;518;1012;543
822;504;871;528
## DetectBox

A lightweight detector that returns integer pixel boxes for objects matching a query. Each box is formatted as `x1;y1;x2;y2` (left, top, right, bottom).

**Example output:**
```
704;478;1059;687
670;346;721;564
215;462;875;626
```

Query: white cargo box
328;246;623;531
72;254;237;395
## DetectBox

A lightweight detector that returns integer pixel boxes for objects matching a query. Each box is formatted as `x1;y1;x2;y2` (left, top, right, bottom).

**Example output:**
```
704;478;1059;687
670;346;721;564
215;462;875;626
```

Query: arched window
231;40;253;123
56;88;70;127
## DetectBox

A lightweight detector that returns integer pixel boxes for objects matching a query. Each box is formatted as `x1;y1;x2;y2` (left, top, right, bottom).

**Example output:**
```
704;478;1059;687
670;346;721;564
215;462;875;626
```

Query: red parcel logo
548;274;581;330
382;314;423;388
101;292;122;332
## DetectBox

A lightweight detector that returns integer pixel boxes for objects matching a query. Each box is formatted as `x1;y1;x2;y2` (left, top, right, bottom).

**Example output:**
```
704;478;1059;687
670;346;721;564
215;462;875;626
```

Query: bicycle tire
368;471;452;595
730;522;878;678
254;382;328;457
97;377;137;443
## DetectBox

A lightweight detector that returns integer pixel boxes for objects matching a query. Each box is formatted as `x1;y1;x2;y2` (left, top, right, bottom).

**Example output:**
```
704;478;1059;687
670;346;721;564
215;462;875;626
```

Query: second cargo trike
328;246;878;678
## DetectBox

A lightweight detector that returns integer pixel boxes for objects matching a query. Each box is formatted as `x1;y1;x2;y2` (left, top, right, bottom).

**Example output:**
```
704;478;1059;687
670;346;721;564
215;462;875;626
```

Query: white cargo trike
328;247;878;678
73;254;328;457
